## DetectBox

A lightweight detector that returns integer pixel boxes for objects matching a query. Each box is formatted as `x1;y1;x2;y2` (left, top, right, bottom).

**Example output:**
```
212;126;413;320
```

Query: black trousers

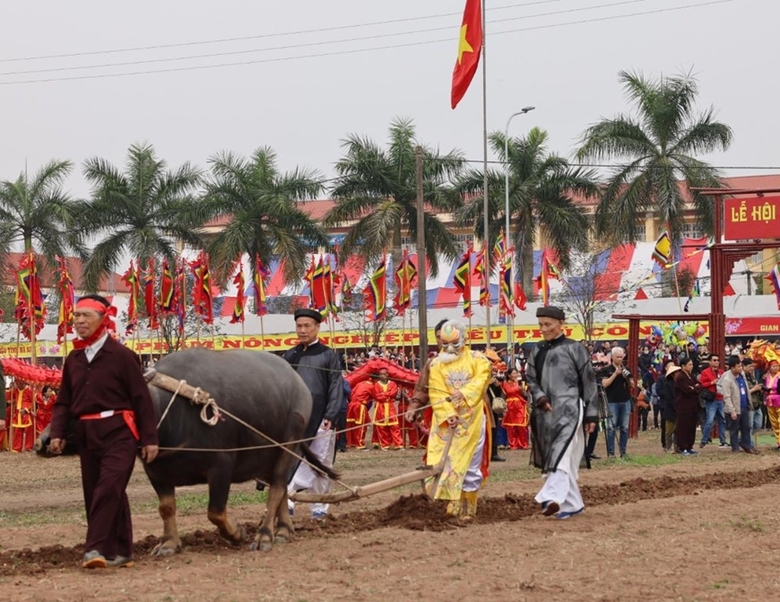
78;426;137;559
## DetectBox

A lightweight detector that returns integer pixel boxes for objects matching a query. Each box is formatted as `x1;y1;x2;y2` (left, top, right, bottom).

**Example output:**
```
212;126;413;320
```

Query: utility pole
415;146;428;362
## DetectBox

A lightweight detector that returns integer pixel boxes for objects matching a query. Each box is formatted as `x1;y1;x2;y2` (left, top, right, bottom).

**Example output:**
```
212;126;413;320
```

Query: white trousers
534;403;585;514
462;420;486;493
289;426;336;516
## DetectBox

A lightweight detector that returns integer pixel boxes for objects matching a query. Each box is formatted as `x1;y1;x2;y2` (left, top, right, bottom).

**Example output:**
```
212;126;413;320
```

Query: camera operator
585;360;609;461
600;347;634;458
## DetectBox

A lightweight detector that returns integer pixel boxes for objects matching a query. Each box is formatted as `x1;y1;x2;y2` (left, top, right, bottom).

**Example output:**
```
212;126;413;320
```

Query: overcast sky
0;0;776;198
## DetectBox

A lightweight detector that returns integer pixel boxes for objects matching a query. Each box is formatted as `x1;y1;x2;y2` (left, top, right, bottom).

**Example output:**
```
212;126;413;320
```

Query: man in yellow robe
425;320;491;520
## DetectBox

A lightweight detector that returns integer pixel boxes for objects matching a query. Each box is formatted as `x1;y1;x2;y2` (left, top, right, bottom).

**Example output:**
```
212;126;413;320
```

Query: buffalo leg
252;482;285;552
273;488;294;544
151;484;181;557
206;463;245;545
253;454;295;551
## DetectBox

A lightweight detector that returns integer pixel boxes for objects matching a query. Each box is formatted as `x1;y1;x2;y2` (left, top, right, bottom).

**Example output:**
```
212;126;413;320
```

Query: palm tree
201;147;328;286
0;160;82;262
323;117;464;276
576;70;733;244
456;128;597;294
78;143;204;291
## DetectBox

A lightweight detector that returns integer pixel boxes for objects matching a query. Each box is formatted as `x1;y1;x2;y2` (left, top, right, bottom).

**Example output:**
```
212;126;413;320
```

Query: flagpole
504;106;535;367
260;315;265;351
29;254;37;367
481;0;491;348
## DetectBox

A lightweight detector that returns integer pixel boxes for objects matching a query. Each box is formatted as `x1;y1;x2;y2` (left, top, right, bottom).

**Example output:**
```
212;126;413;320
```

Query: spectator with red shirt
698;354;727;448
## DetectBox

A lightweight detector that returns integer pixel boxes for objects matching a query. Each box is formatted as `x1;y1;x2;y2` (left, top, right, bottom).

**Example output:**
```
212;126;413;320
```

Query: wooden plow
290;434;453;504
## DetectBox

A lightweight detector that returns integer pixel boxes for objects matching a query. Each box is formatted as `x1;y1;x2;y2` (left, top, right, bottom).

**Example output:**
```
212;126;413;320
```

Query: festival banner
724;196;780;241
6;317;780;358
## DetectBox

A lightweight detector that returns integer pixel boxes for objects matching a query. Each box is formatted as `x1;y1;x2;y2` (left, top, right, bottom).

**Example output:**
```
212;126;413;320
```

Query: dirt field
2;430;780;602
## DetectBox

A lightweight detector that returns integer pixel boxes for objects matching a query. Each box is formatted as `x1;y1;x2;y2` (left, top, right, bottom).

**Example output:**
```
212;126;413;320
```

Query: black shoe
491;456;507;462
106;555;135;568
589;454;600;460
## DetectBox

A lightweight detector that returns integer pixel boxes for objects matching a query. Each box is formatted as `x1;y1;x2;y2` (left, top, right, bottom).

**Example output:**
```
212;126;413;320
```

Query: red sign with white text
724;195;780;240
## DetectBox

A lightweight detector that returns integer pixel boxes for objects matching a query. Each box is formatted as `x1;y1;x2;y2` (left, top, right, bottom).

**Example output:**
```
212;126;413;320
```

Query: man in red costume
49;295;159;570
10;379;35;452
36;385;56;436
346;378;374;449
372;367;403;450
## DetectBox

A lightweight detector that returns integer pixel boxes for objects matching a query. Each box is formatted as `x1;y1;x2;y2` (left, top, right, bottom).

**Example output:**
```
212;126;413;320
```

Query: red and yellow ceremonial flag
253;254;270;316
393;249;417;316
499;252;514;318
323;256;337;319
473;249;491;307
56;255;75;343
366;255;387;322
306;255;330;318
15;252;46;340
190;251;214;324
453;244;472;317
535;250;560;307
231;260;246;324
451;0;483;109
175;258;187;333
121;260;141;334
159;258;175;314
144;257;159;329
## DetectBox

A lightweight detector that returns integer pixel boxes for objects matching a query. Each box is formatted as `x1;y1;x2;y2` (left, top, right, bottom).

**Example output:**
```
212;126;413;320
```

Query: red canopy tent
345;358;419;389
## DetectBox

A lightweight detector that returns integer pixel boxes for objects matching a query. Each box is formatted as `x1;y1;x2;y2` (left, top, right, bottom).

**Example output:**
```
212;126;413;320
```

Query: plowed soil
2;430;780;601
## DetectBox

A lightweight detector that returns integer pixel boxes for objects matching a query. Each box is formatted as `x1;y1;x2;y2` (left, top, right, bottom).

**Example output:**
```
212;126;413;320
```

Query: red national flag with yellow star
451;0;483;109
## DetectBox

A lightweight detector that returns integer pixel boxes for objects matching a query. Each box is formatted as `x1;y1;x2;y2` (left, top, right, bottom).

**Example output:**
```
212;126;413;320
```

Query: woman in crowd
764;360;780;450
501;368;529;450
674;355;701;456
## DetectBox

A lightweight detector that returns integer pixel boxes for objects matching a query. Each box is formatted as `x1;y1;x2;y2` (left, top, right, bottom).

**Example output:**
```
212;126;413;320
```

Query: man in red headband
49;294;159;569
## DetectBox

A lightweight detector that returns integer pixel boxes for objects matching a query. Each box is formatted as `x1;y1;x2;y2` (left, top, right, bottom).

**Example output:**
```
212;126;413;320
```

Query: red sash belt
79;409;140;441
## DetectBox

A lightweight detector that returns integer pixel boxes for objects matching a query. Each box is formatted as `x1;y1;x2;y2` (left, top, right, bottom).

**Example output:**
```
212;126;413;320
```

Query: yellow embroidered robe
426;349;491;500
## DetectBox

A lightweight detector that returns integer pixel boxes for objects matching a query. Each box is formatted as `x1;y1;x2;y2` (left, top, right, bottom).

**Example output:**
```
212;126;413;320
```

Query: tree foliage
577;70;732;245
201;147;328;288
324;117;464;276
456;128;597;293
77;143;204;292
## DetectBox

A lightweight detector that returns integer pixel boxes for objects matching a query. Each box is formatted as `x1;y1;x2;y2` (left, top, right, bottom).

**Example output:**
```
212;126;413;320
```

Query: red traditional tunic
36;391;53;436
10;386;35;452
501;379;529;450
346;380;373;449
372;380;402;449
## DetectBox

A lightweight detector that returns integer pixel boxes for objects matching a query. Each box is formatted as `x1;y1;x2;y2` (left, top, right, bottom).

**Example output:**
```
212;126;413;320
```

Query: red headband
76;299;109;314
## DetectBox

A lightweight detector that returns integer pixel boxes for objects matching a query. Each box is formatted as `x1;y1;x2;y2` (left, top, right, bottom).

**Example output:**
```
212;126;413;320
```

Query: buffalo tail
300;442;342;480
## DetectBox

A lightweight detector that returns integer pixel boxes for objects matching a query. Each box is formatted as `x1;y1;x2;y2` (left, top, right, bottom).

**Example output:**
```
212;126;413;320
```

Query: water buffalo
38;348;336;553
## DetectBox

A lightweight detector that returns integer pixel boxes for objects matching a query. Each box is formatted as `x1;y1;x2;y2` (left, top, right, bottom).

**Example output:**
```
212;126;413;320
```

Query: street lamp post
504;106;535;369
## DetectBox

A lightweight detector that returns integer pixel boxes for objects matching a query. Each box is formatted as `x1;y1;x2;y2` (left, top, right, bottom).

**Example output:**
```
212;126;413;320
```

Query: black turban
294;308;323;323
536;306;566;320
